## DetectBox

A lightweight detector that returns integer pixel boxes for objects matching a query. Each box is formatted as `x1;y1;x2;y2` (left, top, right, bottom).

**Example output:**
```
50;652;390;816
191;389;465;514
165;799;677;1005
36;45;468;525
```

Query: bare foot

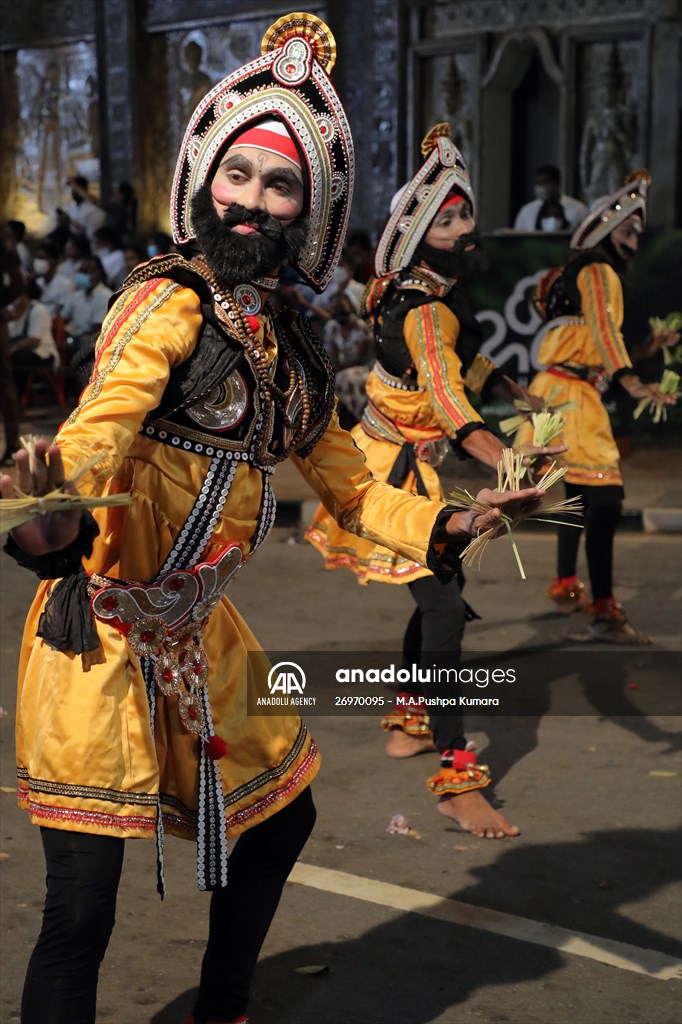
386;730;437;758
437;790;520;838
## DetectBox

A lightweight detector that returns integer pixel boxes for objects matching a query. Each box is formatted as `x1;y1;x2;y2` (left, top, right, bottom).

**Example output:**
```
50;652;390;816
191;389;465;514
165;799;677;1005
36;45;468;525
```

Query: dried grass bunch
449;448;582;580
633;370;680;424
499;388;572;437
649;313;682;366
0;435;131;535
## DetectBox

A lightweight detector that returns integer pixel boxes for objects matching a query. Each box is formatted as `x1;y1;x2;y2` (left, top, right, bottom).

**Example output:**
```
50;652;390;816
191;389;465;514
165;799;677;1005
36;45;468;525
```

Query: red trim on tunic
419;305;471;429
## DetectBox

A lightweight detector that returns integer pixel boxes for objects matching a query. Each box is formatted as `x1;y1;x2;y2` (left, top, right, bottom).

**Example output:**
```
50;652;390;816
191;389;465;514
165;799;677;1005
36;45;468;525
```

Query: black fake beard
601;236;633;276
190;182;310;288
415;231;488;280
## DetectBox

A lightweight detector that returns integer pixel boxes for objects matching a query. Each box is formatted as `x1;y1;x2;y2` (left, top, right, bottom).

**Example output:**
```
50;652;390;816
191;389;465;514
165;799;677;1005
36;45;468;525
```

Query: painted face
424;198;476;251
211;146;304;231
610;215;642;263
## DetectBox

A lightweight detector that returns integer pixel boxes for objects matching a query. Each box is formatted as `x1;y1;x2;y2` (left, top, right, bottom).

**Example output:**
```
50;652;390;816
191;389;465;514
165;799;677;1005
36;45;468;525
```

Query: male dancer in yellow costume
0;19;541;1024
307;125;559;840
516;171;676;643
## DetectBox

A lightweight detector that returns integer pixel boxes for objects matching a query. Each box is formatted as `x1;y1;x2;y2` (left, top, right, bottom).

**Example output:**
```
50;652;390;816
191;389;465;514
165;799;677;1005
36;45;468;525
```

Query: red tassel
203;734;228;760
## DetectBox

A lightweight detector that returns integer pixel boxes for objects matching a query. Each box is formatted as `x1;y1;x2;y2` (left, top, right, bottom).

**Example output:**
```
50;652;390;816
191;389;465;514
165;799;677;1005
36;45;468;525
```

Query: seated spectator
3;220;32;278
345;228;375;283
61;256;112;353
322;291;374;429
59;234;92;281
32;240;74;316
105;181;138;246
513;165;587;231
47;208;73;253
6;282;59;398
319;248;365;314
93;226;127;289
66;176;107;242
123;243;145;277
0;240;24;464
146;230;174;258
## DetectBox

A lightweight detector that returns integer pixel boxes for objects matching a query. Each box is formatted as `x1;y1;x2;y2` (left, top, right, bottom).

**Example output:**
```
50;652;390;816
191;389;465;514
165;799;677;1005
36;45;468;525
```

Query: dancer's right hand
0;439;82;555
446;486;544;540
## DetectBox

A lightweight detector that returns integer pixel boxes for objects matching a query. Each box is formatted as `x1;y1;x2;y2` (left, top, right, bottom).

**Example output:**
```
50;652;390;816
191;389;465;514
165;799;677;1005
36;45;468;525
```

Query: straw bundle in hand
499;389;572;437
449;448;582;580
633;370;680;424
0;436;131;535
649;313;682;365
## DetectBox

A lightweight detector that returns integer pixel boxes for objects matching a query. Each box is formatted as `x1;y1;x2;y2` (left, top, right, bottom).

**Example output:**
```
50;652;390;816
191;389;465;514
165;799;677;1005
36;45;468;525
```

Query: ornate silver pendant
233;283;261;315
186;371;248;430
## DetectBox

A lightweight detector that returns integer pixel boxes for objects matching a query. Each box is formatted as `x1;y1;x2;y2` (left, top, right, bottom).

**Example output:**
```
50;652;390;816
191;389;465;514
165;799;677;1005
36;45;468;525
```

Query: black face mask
190;182;310;288
415;230;487;280
335;312;351;324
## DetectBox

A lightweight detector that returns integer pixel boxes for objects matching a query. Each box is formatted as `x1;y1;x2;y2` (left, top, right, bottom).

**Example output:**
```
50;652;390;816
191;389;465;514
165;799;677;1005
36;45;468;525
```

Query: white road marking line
290;863;682;981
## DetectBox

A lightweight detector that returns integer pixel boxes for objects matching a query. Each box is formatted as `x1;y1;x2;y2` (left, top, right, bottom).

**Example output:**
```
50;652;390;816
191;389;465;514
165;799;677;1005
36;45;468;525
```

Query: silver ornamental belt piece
90;546;243;734
415;437;449;469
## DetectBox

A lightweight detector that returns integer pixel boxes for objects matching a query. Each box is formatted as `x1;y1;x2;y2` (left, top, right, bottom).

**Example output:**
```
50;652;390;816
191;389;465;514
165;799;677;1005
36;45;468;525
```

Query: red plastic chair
20;316;67;410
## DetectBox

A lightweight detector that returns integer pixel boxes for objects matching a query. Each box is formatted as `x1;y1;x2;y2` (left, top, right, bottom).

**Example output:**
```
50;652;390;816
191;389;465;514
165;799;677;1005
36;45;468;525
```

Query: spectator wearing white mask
32;241;74;317
513;165;587;232
60;255;112;350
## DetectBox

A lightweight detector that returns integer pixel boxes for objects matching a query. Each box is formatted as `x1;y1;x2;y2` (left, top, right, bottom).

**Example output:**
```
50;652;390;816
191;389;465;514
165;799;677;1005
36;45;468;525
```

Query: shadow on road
151;826;682;1024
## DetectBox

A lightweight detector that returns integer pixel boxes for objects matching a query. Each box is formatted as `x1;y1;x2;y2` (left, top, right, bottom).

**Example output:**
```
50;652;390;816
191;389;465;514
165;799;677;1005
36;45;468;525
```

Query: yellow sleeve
404;301;483;433
56;279;203;496
464;353;498;395
577;263;632;376
290;409;446;567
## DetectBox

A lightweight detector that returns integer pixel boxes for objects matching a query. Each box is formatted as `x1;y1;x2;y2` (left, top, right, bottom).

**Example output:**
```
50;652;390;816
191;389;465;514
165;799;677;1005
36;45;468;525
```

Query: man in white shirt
7;286;60;396
66;176;107;242
92;227;127;290
60;256;112;350
32;241;74;317
513;164;587;232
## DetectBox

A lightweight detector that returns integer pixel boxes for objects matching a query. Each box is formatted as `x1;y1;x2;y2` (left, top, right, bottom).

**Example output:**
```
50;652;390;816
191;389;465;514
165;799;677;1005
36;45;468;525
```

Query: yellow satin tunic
16;277;446;842
307;273;493;583
516;261;632;486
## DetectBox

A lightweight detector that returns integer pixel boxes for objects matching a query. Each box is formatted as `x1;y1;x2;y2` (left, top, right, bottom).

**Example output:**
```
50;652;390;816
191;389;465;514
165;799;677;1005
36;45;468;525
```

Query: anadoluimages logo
267;661;307;695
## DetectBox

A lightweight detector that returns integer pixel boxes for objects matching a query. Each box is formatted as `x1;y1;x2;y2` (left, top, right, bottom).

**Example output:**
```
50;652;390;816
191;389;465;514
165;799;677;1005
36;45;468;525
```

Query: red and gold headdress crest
171;11;353;292
375;122;474;277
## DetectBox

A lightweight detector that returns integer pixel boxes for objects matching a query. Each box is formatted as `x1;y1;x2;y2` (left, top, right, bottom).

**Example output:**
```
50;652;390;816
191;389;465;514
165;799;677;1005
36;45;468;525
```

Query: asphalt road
1;529;680;1024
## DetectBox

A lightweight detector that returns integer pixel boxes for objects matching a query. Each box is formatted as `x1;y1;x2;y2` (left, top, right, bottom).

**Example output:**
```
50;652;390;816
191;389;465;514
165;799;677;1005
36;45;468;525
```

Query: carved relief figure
34;61;63;213
443;56;473;162
179;33;212;124
579;44;637;205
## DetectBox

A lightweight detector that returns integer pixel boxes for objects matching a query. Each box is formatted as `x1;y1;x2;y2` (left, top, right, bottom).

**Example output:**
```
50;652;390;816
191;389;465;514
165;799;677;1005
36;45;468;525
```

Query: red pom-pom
203;735;228;760
451;748;477;770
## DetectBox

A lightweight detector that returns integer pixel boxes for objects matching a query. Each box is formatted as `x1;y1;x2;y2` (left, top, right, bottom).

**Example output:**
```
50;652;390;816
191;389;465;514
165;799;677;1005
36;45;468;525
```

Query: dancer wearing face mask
307;123;562;840
514;165;587;232
515;171;677;643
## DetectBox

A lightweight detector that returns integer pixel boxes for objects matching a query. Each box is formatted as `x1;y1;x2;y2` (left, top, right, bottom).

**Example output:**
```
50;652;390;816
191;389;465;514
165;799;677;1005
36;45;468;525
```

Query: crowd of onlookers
0;174;380;463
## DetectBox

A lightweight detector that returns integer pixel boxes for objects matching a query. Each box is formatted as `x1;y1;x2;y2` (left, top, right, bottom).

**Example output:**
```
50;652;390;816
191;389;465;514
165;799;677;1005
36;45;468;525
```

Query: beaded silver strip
197;686;229;891
159;456;238;574
374;361;424;392
250;474;277;555
142;657;167;897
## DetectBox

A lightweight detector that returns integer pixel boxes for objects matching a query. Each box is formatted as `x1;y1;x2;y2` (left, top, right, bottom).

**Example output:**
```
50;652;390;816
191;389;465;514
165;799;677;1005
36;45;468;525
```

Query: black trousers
9;348;54;401
402;573;469;754
21;787;316;1024
557;482;623;601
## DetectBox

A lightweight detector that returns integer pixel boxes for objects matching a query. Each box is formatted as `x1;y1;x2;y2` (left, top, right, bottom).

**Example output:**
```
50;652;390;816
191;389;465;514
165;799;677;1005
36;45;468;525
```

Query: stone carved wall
139;5;326;233
575;39;645;204
407;0;678;228
11;42;100;236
